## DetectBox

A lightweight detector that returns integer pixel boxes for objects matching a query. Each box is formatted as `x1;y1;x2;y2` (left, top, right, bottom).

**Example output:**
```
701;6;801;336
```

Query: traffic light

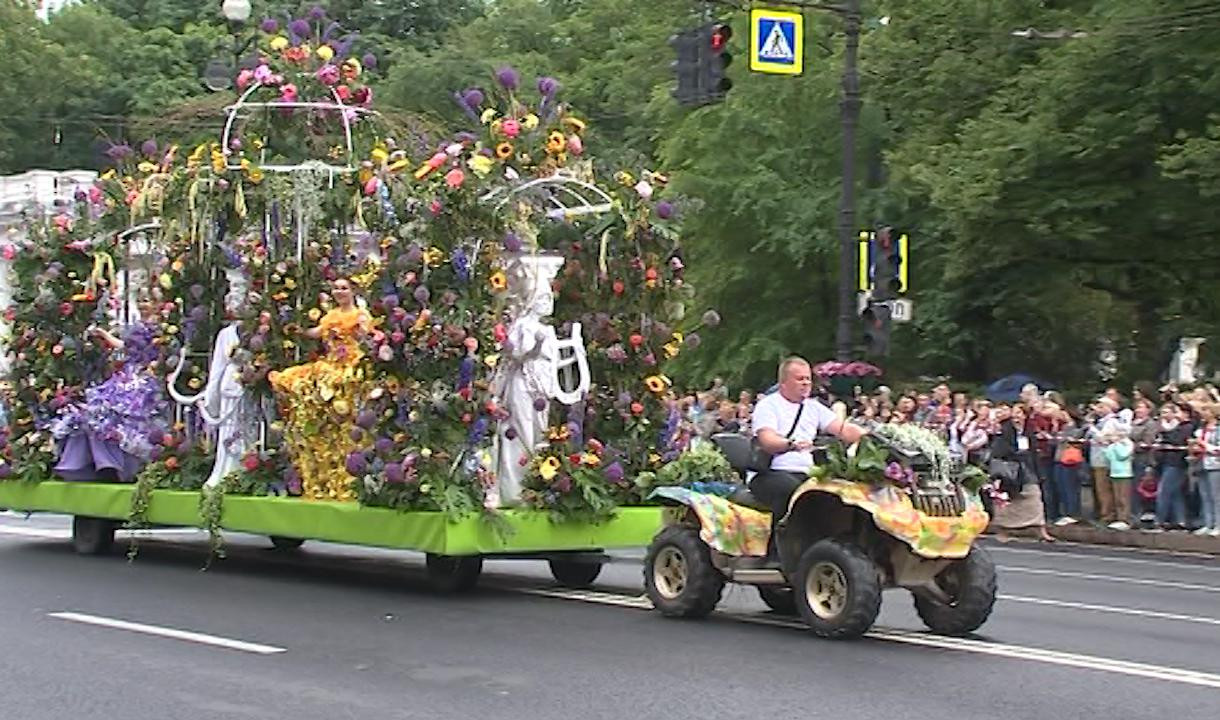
871;225;902;300
861;301;892;357
669;27;701;105
700;23;733;101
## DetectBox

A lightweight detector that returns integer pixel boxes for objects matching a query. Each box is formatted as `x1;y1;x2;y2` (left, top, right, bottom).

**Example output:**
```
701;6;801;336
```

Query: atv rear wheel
549;558;603;589
72;516;116;556
793;539;882;639
913;547;997;636
425;553;483;593
644;526;724;618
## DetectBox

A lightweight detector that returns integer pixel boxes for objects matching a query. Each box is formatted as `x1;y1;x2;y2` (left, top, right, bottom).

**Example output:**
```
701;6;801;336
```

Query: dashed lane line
987;544;1220;571
998;565;1220;593
48;612;286;655
997;593;1220;627
510;585;1220;690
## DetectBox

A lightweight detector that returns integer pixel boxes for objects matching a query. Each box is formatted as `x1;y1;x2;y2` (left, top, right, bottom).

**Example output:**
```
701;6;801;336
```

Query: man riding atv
750;356;869;556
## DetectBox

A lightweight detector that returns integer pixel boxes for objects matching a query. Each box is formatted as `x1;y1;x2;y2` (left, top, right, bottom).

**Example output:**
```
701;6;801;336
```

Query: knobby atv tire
549;558;603;589
72;516;116;556
644;525;724;619
794;538;882;639
913;546;998;636
756;586;798;615
425;553;483;593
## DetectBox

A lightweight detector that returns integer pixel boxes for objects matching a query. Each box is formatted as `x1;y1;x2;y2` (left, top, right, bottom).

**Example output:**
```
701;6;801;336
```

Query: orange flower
495;142;514;160
489;270;508;291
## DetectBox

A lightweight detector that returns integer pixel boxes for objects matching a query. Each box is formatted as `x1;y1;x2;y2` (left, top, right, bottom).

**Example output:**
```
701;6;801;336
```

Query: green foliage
811;439;888;484
639;443;736;491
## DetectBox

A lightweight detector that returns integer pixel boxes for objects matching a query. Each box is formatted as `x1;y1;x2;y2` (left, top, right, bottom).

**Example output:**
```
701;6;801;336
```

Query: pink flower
253;64;274;85
377;344;394;362
1;245;15;261
444;168;465;188
280;83;298;102
363;177;379;196
501;119;521;138
567;134;583;156
316;64;340;86
236;68;254;89
87;186;102;204
429;199;443;215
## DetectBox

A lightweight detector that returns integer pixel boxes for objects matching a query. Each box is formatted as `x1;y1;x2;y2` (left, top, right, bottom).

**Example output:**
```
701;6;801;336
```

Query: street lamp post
834;0;862;361
204;0;256;92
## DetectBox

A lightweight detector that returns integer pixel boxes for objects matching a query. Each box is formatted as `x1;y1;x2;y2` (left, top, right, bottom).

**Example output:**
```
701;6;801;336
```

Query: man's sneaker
1108;521;1131;531
1139;512;1156;523
1054;517;1078;527
1193;527;1214;536
1209;528;1220;537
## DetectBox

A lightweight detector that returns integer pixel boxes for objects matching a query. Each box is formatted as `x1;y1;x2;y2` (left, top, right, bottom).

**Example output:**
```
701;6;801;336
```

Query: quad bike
644;433;997;639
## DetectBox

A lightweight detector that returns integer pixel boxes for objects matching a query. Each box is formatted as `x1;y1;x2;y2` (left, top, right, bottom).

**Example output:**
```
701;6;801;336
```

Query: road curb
1048;524;1220;555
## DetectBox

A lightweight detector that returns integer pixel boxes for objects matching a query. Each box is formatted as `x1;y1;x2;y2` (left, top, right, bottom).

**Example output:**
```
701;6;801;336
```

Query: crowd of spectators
678;377;1220;539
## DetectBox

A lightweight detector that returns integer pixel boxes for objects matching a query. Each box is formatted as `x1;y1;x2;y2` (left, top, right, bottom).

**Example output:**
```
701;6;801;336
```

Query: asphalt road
0;512;1218;720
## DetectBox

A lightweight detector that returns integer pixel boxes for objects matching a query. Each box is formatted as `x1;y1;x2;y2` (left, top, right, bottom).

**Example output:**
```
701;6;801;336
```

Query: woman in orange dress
269;278;370;501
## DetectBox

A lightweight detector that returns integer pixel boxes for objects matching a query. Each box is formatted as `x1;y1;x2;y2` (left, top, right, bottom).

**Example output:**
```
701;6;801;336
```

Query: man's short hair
778;356;810;382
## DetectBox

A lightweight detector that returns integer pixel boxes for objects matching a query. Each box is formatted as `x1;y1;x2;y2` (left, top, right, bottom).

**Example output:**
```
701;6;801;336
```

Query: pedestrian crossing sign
750;8;803;75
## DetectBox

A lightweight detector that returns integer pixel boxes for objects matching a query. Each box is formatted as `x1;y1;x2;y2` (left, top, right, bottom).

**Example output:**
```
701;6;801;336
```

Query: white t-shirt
751;393;840;472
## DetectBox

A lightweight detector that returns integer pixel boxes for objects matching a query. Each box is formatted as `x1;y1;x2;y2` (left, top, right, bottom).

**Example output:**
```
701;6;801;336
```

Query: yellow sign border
749;8;804;76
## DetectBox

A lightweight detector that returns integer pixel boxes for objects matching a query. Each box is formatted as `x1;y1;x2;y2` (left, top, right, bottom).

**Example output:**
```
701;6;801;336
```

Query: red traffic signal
710;23;732;52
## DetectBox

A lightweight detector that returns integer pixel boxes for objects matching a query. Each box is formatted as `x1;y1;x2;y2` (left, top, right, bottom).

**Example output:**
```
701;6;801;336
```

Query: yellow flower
495;142;514;160
644;375;670;394
489;270;508;291
662;342;680;359
101;169;117;181
137;161;156;174
423;246;444;267
562;116;587;133
581;453;601;467
522;114;540;130
480;108;497;124
308;307;322;321
483;354;500;369
467;154;494;177
649;453;662;466
371;146;389;164
269;36;289;51
171;259;184;272
188;377;203;390
614;171;635;187
332;399;350;416
490;119;503;136
316;44;335;62
545;131;566;155
539;456;561;481
420;447;433;458
282;339;295;349
158;273;173;289
284;278;297;290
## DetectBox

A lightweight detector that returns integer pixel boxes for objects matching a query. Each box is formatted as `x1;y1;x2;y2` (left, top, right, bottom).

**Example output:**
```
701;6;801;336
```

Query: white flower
634;180;653;200
445;143;464;157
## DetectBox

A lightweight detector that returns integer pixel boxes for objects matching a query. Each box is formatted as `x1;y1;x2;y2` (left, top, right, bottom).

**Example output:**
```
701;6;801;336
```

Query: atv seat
710;432;752;477
727;486;772;513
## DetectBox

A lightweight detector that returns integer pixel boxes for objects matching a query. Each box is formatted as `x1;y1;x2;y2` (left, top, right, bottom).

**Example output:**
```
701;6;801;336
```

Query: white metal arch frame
221;82;378;175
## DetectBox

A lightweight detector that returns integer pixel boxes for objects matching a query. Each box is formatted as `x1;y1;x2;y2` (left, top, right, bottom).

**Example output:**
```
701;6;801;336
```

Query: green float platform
0;480;665;556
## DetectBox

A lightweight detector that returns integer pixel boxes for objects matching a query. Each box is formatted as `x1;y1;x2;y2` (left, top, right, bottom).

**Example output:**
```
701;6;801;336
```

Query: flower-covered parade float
0;7;728;590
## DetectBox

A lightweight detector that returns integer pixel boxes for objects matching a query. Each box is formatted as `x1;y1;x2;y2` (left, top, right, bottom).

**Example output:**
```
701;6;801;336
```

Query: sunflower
545;131;566;155
644;375;670;394
539;456;562;481
495;142;514;160
489;269;508;291
562;116;587;133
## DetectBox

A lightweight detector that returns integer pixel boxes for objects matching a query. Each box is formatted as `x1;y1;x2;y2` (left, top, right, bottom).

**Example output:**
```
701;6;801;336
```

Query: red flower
568;453;582;464
164;456;179;471
59;302;73;317
645;267;658;282
630;402;645;415
461;413;473;424
612;280;625;296
629;333;644;348
493;323;508;344
242;454;260;472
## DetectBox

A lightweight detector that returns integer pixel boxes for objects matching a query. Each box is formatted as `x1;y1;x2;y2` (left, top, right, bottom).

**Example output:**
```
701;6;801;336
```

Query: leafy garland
199;483;226;566
869;423;955;487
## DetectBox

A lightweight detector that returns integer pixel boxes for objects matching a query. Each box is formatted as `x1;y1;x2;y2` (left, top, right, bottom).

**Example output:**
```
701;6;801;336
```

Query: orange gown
269;306;370;501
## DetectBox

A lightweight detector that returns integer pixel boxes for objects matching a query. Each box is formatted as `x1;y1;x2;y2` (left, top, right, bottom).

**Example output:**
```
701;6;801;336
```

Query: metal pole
834;0;862;361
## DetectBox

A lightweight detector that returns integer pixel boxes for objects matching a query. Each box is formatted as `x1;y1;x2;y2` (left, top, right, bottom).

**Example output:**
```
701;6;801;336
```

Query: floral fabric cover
652;486;771;557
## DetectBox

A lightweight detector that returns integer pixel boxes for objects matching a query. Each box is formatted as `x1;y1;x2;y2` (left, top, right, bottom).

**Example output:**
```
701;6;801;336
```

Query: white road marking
998;593;1220;627
48;612;286;655
522;586;1220;689
999;565;1220;593
988;544;1220;572
0;526;71;539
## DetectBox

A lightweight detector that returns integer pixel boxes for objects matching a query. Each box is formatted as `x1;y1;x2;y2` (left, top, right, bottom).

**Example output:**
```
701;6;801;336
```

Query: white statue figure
492;253;591;506
167;268;254;488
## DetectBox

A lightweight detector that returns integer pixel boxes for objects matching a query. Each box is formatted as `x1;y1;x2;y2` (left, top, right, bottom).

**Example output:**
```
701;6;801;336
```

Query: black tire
549;558;603;589
643;525;724;618
72;516;116;556
757;586;798;615
269;536;305;551
425;553;483;593
793;538;882;639
913;547;998;636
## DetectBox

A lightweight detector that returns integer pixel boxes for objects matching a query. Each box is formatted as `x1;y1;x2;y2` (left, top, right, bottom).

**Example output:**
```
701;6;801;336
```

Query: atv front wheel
793;539;882;639
644;526;724;618
913;547;997;636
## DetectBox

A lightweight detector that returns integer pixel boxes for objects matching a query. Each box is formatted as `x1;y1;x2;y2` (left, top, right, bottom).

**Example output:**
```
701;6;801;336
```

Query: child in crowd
1102;426;1134;530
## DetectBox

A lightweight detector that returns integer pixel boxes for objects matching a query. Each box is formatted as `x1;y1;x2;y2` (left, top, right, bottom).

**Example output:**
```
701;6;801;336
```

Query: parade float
0;9;715;590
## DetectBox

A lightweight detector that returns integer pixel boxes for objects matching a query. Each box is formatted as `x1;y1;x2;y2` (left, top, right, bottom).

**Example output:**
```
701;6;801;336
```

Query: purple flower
467;416;489;446
495;66;519;90
537;76;560;97
73;189;87;202
404;244;423;265
140;139;158;157
374;437;394;455
307;5;326;21
605;344;628;363
505;427;518;441
362;52;378;70
260;17;279;33
348;427;363;442
356;410;377;430
413;285;430;305
533;397;548;412
604;461;624;484
289;18;311;39
384;462;404;484
655;201;674;220
884;462;906;482
104;143;133;162
189;284;205;300
503;232;522;252
452;247;470;283
461;88;485;108
683;333;702;349
701;309;721;328
316;64;341;86
381;294;399;309
344;451;367;476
